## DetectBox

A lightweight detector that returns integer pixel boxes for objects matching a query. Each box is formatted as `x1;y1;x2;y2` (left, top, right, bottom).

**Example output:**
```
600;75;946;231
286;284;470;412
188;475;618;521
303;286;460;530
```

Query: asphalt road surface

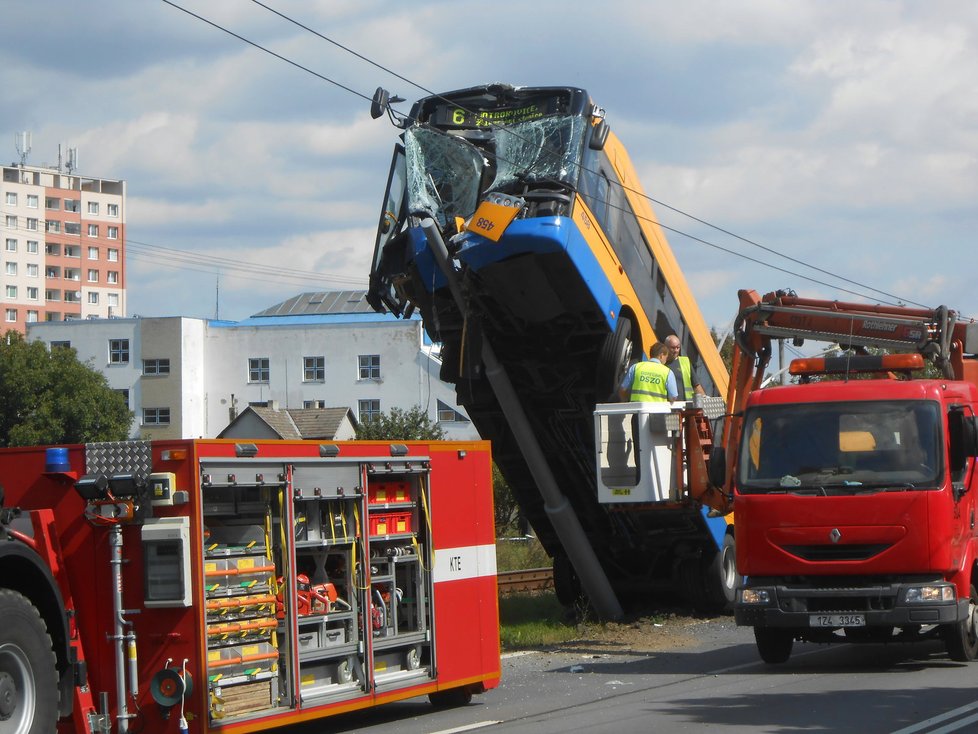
289;617;978;734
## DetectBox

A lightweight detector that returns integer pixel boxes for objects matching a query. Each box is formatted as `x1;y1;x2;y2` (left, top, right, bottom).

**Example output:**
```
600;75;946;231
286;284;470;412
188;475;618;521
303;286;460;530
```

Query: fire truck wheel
0;589;59;734
754;627;794;664
943;583;978;662
596;317;634;401
428;686;473;708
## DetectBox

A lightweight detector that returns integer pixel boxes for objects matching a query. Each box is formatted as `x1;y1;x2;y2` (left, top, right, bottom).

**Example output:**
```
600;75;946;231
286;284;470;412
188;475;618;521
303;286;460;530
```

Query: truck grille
781;543;891;561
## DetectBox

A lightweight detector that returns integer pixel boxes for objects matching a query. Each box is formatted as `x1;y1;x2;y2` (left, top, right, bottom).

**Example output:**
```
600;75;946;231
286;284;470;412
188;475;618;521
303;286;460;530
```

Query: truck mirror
708;446;727;488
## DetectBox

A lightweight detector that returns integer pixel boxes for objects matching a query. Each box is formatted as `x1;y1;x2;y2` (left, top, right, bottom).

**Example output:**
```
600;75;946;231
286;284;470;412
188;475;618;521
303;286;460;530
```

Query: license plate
809;613;865;627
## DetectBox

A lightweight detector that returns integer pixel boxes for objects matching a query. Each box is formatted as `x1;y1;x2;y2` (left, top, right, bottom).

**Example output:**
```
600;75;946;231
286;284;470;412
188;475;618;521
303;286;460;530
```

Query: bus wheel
596;317;634;401
943;583;978;662
754;627;794;664
710;533;742;608
0;589;59;734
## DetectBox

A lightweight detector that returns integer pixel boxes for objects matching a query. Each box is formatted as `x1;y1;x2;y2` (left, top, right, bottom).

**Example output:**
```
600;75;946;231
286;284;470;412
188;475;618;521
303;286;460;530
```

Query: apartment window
64;245;80;258
358;399;381;423
88;292;98;304
358;354;381;380
51;341;71;350
26;195;38;208
4;192;16;205
45;289;61;301
26;287;38;301
88;246;99;259
116;388;129;409
26;310;37;323
248;357;270;383
107;293;119;307
46;267;60;279
45;243;60;256
109;339;130;364
107;226;118;240
4;309;15;322
5;285;17;299
303;400;326;409
64;222;81;236
45;221;61;234
143;358;171;376
26;218;37;231
88;201;99;215
26;264;38;278
87;224;98;237
87;269;98;282
65;269;80;281
303;356;325;382
64;291;80;303
4;239;15;252
107;248;119;262
45;198;60;210
45;312;60;322
64;199;79;213
142;408;170;426
107;271;119;284
26;240;38;254
4;263;16;276
107;203;118;217
5;216;16;228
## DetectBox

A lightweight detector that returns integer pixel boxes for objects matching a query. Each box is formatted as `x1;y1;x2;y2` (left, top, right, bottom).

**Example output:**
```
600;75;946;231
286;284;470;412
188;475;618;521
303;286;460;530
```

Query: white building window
5;216;16;228
45;221;60;234
248;357;270;383
109;339;130;364
107;293;119;307
358;354;381;380
88;246;99;259
45;243;60;256
4;309;15;322
4;262;16;276
26;264;38;278
88;292;98;304
107;271;118;284
26;310;37;323
26;287;38;301
4;239;15;252
87;269;98;282
4;192;16;205
303;399;326;409
107;226;118;240
65;222;81;236
87;224;99;237
26;218;37;231
64;199;79;213
88;201;99;215
26;195;38;208
64;245;80;258
143;358;170;376
142;408;170;426
26;240;38;254
358;399;381;423
5;285;17;299
303;356;325;382
107;203;118;217
45;198;60;211
107;248;119;262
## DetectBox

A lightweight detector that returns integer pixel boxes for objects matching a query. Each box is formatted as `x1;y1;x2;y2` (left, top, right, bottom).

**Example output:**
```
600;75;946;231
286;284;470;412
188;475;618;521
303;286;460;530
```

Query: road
288;617;978;734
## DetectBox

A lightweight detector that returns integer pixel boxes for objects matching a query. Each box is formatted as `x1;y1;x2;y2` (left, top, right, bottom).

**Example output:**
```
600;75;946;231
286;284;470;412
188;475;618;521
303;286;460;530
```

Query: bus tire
0;588;59;734
596;317;634;401
754;627;794;664
710;533;742;608
943;583;978;662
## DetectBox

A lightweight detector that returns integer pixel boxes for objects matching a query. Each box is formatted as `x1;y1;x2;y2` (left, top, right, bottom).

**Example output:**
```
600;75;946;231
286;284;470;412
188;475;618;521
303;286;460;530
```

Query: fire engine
0;438;499;732
718;289;978;663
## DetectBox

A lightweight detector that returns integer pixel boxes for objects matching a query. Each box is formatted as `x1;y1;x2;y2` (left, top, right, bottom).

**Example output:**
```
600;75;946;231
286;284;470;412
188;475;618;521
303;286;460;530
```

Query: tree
354;405;446;441
0;331;132;447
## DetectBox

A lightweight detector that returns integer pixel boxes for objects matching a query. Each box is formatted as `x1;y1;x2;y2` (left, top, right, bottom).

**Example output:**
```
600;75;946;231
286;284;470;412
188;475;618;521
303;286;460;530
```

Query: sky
2;0;976;339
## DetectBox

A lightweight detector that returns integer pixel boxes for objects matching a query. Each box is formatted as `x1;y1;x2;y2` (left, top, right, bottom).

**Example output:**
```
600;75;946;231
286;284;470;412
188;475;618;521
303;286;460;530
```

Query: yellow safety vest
630;361;671;402
676;355;694;401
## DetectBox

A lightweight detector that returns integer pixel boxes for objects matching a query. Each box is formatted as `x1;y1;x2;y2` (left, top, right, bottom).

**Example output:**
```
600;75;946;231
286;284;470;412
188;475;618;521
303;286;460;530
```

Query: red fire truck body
0;438;499;733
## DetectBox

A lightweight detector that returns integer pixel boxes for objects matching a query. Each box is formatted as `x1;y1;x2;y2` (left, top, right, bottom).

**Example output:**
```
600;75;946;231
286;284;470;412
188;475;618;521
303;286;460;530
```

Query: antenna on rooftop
15;131;31;166
66;147;78;174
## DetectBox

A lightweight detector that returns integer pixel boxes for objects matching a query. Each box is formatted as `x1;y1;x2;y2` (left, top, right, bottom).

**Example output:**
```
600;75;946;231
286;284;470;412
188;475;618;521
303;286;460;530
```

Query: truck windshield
738;400;943;492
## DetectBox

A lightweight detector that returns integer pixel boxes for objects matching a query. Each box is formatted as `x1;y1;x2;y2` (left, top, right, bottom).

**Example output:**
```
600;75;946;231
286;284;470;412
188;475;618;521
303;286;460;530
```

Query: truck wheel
943;583;978;662
428;687;473;708
707;533;743;609
0;589;59;734
754;627;794;664
596;317;634;401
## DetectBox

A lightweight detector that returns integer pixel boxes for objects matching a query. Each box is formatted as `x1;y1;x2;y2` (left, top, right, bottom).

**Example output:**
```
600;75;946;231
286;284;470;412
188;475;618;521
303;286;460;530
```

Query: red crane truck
0;438;499;733
718;289;978;663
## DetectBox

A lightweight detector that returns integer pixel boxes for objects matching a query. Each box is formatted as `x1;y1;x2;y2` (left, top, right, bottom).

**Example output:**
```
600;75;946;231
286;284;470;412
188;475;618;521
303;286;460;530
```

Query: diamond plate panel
86;441;153;477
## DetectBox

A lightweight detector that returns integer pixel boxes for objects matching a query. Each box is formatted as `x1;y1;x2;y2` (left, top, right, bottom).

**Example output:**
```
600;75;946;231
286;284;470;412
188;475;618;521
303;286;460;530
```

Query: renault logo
829;528;842;543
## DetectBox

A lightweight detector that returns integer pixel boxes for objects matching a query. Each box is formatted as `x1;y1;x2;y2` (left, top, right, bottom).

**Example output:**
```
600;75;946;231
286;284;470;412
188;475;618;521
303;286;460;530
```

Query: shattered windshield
489;115;587;192
738;400;943;493
405;127;484;229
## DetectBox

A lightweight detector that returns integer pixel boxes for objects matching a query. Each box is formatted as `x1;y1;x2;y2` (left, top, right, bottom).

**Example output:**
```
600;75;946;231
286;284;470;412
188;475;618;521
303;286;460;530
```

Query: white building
26;290;477;441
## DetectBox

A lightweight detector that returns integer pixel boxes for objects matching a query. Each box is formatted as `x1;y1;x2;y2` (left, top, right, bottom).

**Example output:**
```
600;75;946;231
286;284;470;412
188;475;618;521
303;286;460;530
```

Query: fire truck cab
0;438;498;733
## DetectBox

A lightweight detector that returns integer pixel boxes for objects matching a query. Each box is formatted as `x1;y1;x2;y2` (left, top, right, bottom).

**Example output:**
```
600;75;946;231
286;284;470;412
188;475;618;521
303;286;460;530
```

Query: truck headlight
906;585;955;603
740;588;771;605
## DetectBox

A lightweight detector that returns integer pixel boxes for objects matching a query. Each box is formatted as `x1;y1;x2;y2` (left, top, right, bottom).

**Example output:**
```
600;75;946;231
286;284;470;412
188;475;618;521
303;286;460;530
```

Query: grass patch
495;536;551;572
498;591;583;650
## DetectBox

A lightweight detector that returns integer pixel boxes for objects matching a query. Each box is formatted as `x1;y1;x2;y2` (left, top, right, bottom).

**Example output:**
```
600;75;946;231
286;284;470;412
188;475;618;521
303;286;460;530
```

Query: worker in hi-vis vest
618;342;679;402
664;334;706;400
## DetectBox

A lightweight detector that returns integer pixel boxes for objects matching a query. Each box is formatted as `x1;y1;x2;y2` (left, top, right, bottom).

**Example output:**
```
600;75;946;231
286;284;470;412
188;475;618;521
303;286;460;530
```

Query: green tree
354;405;446;441
493;462;522;535
0;331;132;446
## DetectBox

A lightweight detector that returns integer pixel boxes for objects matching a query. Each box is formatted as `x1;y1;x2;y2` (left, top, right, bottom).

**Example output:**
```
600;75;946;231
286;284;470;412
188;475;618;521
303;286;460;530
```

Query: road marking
428;721;501;734
890;701;978;734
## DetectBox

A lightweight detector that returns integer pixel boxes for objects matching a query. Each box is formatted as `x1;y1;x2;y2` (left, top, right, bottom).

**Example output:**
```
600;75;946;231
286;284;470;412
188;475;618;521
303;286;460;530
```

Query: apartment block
1;162;126;332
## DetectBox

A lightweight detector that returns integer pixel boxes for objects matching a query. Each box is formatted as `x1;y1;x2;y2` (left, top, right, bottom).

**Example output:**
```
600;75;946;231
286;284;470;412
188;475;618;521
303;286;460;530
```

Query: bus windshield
738;400;943;492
